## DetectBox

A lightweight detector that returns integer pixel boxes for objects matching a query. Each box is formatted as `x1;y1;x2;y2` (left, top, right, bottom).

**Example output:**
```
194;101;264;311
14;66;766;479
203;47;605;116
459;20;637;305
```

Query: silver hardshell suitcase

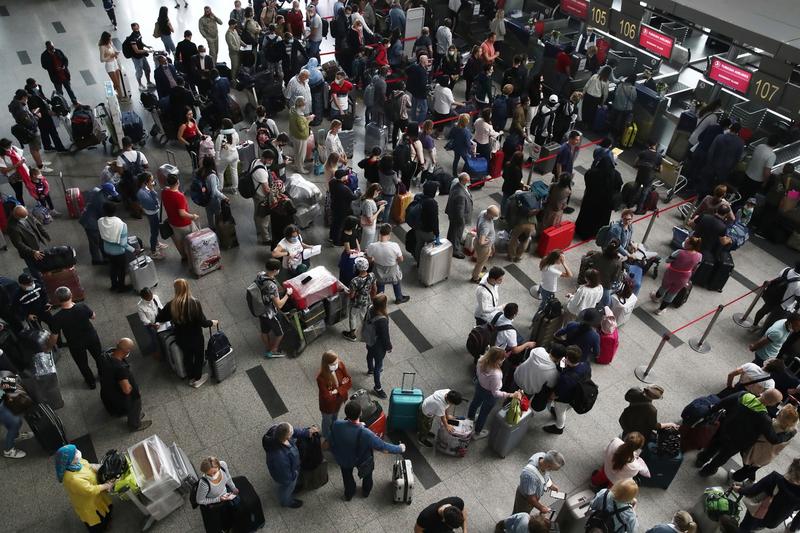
129;255;158;291
294;204;320;229
418;238;453;286
392;458;414;504
364;122;388;155
209;348;236;382
488;405;535;458
237;140;256;174
339;129;355;158
555;489;595;533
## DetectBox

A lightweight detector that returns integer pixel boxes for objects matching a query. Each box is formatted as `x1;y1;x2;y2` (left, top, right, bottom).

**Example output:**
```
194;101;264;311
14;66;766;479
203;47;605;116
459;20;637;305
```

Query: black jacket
25;84;51;115
420;180;439;236
739;471;800;529
175;39;198;74
712;392;788;453
40;48;71;84
329;178;355;217
282;40;308;79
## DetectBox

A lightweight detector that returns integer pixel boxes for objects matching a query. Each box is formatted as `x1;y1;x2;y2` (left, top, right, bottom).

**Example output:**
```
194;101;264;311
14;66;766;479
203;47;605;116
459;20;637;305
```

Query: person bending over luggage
512;450;565;514
555;308;601;363
196;456;240;529
56;444;114;531
645;510;697;533
343;257;376;341
650;236;702;315
723;360;776;397
732;403;798;483
415;497;467;532
618;385;678;439
417;389;463;448
496;512;550;533
733;458;800;533
751;263;800;336
263;422;317;509
593;432;650;489
589;480;639;533
695;388;786;477
256;259;293;359
136;287;164;358
317;351;352;440
474;266;505;325
495;303;536;356
543;345;589;435
514;343;566;402
329;400;405;501
468;347;523;440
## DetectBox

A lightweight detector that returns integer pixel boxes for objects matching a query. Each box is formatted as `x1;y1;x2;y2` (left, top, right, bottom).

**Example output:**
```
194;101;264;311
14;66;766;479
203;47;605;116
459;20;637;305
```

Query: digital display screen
638;25;675;59
707;57;753;94
560;0;589;19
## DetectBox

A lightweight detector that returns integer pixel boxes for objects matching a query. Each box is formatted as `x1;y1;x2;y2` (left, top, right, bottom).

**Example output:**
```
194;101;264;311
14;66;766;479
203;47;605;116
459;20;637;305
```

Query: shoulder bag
158;197;173;239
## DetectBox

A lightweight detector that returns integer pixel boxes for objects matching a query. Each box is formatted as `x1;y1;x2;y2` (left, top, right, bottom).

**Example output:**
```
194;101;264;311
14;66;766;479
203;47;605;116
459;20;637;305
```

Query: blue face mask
289;237;299;244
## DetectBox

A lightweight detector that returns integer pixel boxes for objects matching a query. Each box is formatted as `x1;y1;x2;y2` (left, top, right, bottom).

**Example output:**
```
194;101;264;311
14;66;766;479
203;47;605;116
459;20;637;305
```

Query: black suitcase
121;111;145;143
637;441;683;489
230;476;266;533
691;252;716;288
300;301;325;328
708;251;734;292
215;62;231;80
323;294;346;325
25;403;67;454
672;281;692;308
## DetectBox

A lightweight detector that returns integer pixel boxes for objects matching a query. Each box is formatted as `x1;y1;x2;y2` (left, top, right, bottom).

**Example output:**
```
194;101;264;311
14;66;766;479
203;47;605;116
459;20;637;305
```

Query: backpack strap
119;153;131;167
480;284;496;307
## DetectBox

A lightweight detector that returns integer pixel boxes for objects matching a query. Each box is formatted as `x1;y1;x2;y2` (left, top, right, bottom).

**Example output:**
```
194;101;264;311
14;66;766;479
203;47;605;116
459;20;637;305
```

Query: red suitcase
42;266;85;304
489;150;504;179
61;175;84;219
283;266;339;309
365;409;387;439
536;221;575;257
679;422;719;451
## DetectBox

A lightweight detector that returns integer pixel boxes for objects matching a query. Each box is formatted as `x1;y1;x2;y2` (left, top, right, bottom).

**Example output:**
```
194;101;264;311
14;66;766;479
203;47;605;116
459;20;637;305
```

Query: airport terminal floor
1;0;800;532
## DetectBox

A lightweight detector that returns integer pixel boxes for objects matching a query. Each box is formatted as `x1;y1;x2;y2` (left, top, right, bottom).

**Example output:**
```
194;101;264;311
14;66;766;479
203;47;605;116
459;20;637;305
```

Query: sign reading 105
589;2;610;31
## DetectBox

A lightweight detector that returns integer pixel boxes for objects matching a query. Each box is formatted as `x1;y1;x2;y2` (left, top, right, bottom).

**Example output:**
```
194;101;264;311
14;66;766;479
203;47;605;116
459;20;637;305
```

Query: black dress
156;299;213;381
575;161;622;240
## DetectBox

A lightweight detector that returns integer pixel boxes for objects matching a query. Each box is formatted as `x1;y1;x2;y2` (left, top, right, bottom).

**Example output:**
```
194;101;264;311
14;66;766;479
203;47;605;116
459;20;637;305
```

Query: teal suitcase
388;372;424;431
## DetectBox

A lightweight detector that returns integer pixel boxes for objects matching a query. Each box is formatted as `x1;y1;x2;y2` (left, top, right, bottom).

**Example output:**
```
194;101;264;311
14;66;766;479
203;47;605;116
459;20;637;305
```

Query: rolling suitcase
294;204;320;229
671;226;690;249
361;399;387;438
323;293;346;325
30;351;64;410
555;489;595;533
388;373;424;431
185;228;222;277
298;460;329;491
230;476;266;532
283;266;339;309
237;140;256;174
436;418;473;457
121;110;145;143
390;192;413;224
708;251;734;292
300;301;326;328
41;266;84;305
489;150;504;179
216;219;239;249
158;329;187;379
129;255;158;291
418;238;453;287
691;252;716;288
620;122;638;148
25;402;67;454
208;347;236;383
339;129;355;158
488;404;534;458
534;141;561;175
679;420;720;451
672;282;692;308
536;221;575;257
464;156;488;188
637;440;682;489
593;105;609;134
61;175;85;219
364;122;388;155
278;310;306;357
227;94;243;124
392;458;414;505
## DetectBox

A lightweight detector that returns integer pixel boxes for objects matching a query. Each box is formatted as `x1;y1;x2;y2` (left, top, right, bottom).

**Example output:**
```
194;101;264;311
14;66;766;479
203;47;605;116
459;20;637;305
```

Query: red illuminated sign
708;58;753;94
560;0;589;19
638;25;674;59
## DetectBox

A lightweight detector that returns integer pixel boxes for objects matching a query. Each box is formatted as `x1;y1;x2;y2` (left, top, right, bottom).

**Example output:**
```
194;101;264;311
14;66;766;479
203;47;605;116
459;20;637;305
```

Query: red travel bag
536;221;575;257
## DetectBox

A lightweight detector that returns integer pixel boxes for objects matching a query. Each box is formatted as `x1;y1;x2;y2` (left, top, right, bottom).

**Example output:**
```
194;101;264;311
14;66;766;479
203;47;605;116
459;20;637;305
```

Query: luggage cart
652;155;687;201
113;434;197;532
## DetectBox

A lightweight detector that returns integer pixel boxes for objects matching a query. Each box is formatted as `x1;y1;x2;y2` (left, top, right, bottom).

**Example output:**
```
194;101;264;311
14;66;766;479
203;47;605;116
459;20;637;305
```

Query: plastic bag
506;397;522;425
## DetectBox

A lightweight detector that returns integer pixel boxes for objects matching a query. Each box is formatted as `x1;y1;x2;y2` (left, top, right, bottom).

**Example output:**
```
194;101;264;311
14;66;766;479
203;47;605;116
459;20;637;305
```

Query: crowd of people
2;0;800;532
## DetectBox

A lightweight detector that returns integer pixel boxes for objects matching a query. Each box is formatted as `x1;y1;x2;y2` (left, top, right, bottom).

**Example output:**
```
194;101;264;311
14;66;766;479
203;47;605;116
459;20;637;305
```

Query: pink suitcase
42;266;85;304
185;228;222;277
61;174;85;219
283;266;339;309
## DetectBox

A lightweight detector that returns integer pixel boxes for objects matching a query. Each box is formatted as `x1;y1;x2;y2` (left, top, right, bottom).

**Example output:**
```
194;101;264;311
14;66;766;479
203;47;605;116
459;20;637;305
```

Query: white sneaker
190;374;209;388
654;308;665;316
40;167;55;174
49;209;61;217
157;242;169;250
3;448;26;459
150;250;165;260
472;429;490;440
16;431;33;441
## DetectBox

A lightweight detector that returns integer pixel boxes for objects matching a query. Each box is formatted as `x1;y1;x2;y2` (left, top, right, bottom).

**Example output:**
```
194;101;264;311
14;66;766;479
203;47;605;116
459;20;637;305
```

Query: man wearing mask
99;338;152;432
445;172;474;259
13;272;53;328
40;41;78;106
191;45;215;95
153;54;179;100
7;206;50;280
174;31;198;79
125;23;154;90
24;78;66;153
198;6;223;63
8;90;49;172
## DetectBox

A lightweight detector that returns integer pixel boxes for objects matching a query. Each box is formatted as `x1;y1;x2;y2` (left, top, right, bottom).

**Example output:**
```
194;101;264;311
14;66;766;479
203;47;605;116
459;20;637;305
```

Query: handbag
153;22;161;38
354;428;375;479
744;486;778;519
158;201;173;239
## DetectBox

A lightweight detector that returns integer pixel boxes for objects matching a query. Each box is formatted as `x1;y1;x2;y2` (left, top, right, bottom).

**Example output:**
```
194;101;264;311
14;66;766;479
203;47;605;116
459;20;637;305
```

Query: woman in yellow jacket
56;444;114;531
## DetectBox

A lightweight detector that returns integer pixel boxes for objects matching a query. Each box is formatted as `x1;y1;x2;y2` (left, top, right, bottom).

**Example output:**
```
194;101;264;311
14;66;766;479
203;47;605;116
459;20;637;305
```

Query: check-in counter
632;85;670;145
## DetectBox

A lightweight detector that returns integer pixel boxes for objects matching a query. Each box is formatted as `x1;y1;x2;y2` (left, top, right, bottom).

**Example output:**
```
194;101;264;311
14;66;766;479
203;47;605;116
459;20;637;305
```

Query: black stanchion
635;333;670;383
689;305;725;354
640;210;659;246
733;282;767;328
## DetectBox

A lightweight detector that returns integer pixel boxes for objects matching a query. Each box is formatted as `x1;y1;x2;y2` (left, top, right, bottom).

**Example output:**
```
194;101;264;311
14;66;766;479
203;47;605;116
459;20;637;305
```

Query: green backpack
703;488;741;521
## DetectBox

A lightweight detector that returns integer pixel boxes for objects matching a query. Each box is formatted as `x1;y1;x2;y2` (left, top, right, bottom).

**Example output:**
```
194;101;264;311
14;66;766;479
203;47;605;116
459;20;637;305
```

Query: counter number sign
748;70;785;106
611;11;640;45
588;2;610;31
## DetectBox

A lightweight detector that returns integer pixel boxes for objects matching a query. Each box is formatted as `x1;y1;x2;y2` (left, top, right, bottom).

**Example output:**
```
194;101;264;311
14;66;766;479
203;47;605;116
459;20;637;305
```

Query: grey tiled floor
0;1;796;532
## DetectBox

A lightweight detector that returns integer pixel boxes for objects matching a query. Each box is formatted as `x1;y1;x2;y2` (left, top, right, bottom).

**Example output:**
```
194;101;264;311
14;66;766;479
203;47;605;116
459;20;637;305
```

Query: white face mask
328;362;338;372
74;450;82;463
199;53;207;59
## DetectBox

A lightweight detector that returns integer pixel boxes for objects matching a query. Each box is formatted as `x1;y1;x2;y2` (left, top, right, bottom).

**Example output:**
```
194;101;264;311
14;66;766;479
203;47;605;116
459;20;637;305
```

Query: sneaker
263;351;286;359
699;465;718;477
453;252;466;259
418;438;433;448
190;374;209;388
131;420;153;432
653;308;665;316
3;448;26;459
395;295;410;304
542;425;564;435
342;331;358;342
367;369;373;375
150;250;165;260
649;291;659;302
40;167;55;174
157;242;169;250
472;429;490;440
288;499;303;509
16;431;33;441
373;387;387;399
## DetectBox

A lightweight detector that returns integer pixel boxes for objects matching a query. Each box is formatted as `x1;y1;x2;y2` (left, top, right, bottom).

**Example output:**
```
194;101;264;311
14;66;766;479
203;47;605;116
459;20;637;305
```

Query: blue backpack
681;394;720;426
190;174;211;207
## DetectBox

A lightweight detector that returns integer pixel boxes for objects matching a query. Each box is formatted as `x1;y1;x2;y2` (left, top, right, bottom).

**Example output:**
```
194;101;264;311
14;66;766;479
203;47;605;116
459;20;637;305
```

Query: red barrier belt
670;286;758;336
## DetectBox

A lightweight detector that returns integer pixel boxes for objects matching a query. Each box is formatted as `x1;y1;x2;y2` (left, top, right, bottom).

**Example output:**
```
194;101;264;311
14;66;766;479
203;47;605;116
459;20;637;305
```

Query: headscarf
55;444;82;482
354;257;369;271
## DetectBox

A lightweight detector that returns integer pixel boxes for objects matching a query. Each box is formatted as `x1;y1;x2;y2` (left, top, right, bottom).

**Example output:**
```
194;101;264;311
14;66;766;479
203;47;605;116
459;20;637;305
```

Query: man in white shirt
116;138;149;172
742;134;778;203
305;5;323;60
251;150;275;245
495;303;536;355
725;362;775;395
136;287;164;357
431;77;461;131
365;223;411;304
514;344;566;398
474;266;504;325
435;19;453;69
417;388;463;447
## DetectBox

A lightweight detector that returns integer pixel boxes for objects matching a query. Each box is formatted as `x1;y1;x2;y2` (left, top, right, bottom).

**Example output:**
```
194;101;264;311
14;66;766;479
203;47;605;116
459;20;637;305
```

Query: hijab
55;444;82;482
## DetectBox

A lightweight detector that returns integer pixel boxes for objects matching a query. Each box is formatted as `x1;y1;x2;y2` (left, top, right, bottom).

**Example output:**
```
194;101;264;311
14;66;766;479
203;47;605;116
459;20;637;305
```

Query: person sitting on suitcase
417;389;463;448
263;422;318;509
512;450;565;514
329;400;405;501
618;385;678;440
415;497;467;532
606;209;660;264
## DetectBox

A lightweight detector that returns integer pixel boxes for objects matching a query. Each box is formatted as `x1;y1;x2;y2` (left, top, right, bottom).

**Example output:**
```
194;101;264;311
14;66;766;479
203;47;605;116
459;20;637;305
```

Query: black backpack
121;36;135;59
321;17;329;38
393;139;411;174
570;373;599;414
465;311;513;359
119;152;145;185
387;91;405;123
331;12;348;40
763;270;800;306
238;159;264;199
190;173;211;207
297;433;324;470
585;491;630;533
96;449;127;483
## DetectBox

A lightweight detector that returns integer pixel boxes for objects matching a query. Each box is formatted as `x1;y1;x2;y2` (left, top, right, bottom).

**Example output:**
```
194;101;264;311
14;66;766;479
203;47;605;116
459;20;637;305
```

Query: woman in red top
177;108;201;158
161;173;200;260
316;350;352;440
329;71;354;119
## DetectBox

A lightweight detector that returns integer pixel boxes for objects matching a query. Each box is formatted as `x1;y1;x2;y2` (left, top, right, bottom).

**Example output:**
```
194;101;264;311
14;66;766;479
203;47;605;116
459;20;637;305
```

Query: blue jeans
381;194;394;223
377;282;404;301
467;381;496;433
160;35;176;54
321;411;338;441
276;476;298;507
599;288;612;309
411;97;428;124
452;149;470;177
0;404;22;451
537;287;555;312
307;40;321;61
146;213;159;252
132;56;151;84
366;344;386;390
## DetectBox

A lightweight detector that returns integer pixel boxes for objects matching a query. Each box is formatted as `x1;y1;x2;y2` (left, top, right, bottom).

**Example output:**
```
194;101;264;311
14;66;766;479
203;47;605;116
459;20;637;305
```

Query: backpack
119;152;145;184
492;95;508;123
595;224;612;247
205;326;232;361
190;464;228;509
405;193;425;229
680;394;720;426
570;374;599;414
465;312;512;359
121;36;135;58
50;92;69;116
363;84;375;108
393;140;411;174
763;270;800;306
362;307;386;346
585;491;630;533
190;174;211;207
241;27;257;46
702;488;742;521
388;91;405;123
238;160;263;199
331;12;347;39
197;136;215;161
96;449;127;483
246;280;266;317
296;432;324;470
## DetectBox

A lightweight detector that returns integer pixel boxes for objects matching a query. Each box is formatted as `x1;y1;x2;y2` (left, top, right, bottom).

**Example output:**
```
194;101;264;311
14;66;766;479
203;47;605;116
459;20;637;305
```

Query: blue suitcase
593;105;609;133
121;111;145;144
387;372;424;431
671;226;690;249
637;440;683;489
464;156;489;189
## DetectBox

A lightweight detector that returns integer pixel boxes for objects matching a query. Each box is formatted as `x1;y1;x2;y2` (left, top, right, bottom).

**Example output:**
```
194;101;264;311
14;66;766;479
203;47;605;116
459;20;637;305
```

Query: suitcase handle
400;372;416;392
165;149;176;166
132;255;148;268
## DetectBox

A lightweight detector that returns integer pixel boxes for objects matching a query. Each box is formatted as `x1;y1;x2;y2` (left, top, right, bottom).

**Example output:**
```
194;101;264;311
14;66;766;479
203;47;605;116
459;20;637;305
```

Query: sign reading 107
748;71;785;107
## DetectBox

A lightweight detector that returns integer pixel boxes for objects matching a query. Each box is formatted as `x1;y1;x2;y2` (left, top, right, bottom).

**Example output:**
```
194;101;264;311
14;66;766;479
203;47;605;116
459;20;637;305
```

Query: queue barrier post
634;333;670;383
733;282;768;328
640;210;659;246
688;304;725;354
